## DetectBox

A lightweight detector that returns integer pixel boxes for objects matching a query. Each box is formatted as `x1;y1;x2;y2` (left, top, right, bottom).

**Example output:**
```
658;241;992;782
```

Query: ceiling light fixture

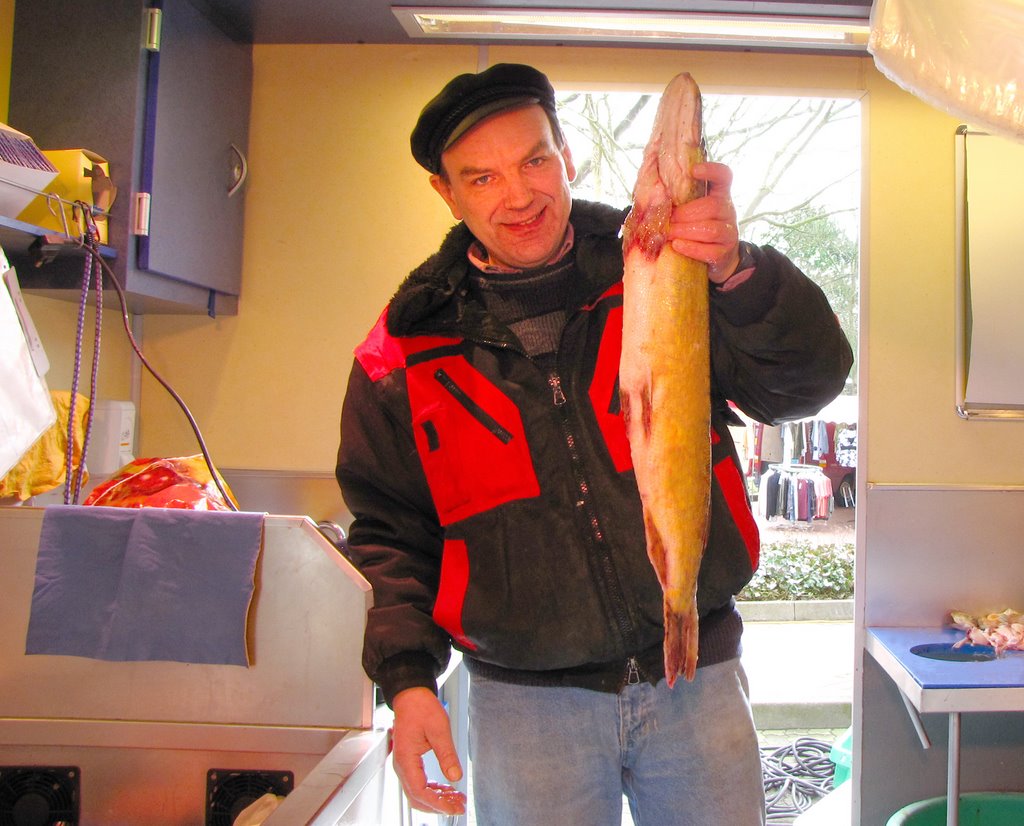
392;6;871;51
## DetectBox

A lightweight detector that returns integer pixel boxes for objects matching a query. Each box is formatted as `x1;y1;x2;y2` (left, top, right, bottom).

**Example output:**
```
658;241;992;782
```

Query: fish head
621;73;705;260
653;73;705;205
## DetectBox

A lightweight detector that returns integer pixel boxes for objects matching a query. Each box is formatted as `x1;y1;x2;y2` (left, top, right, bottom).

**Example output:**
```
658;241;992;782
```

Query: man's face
430;105;576;270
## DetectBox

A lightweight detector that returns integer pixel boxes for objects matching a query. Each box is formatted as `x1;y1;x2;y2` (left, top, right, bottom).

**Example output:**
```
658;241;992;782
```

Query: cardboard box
17;149;116;244
0;123;58;222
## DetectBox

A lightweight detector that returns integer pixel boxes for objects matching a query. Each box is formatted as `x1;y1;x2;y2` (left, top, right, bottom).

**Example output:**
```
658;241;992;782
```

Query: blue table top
869;627;1024;690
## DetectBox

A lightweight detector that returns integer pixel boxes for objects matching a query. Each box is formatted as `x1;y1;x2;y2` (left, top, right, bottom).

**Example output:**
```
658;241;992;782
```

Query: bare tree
557;90;860;392
559;92;857;225
559;92;653;198
704;96;859;237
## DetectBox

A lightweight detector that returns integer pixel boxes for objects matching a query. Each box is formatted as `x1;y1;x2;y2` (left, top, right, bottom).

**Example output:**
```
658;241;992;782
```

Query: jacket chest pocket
407;356;540;525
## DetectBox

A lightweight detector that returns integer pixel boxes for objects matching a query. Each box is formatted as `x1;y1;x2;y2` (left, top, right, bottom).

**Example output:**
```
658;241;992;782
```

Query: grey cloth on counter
25;505;264;666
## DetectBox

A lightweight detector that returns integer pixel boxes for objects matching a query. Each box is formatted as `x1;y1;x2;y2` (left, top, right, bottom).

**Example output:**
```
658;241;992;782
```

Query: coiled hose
760;737;837;824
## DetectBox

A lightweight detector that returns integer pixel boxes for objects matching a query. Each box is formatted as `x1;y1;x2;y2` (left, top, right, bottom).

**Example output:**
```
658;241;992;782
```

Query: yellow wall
7;36;1022;487
862;71;1024;485
141;45;877;472
0;0;11;120
136;46;466;469
14;297;134;401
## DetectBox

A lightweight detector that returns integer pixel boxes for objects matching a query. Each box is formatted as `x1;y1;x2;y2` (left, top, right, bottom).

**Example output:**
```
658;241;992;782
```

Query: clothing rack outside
758;462;835;523
768;463;827;473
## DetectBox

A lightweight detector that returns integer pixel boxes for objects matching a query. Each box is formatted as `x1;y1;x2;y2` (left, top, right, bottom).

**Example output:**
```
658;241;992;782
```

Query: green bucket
829;727;853;789
887;792;1024;826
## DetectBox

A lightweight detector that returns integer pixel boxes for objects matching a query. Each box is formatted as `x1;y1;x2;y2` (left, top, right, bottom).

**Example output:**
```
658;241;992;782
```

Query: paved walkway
742;619;854;730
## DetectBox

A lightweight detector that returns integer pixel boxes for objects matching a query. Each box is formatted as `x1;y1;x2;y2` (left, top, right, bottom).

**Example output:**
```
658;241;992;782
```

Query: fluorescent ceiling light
392;7;871;51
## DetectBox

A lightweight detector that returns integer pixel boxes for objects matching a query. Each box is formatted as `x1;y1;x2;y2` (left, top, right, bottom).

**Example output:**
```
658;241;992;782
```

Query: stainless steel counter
0;506;386;824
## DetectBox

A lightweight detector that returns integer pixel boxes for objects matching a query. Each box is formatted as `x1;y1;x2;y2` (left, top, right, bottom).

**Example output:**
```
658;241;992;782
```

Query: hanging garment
836;427;858;468
810;420;831;460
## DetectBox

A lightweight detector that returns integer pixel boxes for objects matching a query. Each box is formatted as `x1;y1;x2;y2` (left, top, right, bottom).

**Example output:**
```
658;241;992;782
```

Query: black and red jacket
337;200;853;704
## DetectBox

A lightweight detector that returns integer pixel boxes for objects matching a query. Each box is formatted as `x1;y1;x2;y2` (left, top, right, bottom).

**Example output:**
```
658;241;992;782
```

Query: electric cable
67;207;239;511
760;737;837;824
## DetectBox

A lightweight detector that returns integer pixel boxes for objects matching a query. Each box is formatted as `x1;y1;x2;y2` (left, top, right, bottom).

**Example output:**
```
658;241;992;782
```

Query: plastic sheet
868;0;1024;142
83;455;238;510
0;265;56;479
0;392;88;502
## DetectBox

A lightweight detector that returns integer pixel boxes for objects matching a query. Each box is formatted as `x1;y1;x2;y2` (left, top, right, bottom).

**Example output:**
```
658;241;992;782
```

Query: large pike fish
620;72;709;687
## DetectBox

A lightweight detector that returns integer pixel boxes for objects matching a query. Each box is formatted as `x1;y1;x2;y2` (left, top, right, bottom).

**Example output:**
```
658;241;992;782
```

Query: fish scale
619;72;710;687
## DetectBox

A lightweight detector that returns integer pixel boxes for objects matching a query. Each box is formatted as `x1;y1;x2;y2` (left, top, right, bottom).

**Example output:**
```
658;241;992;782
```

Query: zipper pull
626;656;641;685
548;373;567;406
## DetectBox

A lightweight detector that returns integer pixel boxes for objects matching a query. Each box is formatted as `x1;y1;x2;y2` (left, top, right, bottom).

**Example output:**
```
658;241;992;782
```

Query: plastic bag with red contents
83;455;238;510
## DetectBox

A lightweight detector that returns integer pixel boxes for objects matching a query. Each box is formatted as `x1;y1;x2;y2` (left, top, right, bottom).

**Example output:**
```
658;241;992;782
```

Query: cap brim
442;96;540;154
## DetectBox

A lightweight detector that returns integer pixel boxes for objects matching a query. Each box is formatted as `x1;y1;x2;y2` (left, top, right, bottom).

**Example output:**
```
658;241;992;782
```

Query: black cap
410;63;558;174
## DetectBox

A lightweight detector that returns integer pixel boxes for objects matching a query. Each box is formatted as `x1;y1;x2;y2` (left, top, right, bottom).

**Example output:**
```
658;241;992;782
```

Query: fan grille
205;769;293;826
0;766;79;826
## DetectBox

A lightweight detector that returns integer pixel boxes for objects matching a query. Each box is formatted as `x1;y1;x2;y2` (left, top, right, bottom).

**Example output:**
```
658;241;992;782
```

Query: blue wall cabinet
8;0;252;315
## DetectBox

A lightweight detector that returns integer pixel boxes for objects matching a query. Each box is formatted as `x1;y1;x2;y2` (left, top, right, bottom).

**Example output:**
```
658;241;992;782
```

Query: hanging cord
63;208;103;504
67;207;239;511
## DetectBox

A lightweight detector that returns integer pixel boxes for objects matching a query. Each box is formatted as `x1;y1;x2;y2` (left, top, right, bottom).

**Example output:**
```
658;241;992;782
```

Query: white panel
956;128;1024;418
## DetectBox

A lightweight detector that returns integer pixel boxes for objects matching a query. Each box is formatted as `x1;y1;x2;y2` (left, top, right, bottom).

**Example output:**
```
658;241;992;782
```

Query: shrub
738;540;854;601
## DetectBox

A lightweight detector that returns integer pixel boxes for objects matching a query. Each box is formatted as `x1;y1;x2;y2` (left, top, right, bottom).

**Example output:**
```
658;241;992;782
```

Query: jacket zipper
548;371;638;653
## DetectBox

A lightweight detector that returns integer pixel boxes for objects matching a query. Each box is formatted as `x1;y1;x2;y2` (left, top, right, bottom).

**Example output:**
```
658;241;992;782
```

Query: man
337;63;853;825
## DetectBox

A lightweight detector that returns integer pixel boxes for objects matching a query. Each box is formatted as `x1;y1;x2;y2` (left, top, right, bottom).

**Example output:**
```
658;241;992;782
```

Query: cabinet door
138;0;252;300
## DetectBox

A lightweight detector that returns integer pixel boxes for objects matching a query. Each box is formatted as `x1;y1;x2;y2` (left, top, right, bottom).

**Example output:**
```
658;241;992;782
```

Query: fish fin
664;602;699;687
642;510;668;586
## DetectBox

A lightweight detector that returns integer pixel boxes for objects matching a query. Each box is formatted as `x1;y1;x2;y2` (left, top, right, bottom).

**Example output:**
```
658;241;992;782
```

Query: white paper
963;132;1024;408
3;268;49;376
0;265;55;478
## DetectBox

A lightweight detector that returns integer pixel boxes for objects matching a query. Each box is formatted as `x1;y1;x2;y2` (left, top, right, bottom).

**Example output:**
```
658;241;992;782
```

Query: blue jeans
468;658;766;826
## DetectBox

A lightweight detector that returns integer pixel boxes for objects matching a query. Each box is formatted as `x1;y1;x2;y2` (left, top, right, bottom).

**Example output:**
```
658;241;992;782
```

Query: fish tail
664;601;699;687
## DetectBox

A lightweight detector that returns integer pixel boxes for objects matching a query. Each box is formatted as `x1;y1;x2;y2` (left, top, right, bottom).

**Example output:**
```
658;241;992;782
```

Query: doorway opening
558;86;861;822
